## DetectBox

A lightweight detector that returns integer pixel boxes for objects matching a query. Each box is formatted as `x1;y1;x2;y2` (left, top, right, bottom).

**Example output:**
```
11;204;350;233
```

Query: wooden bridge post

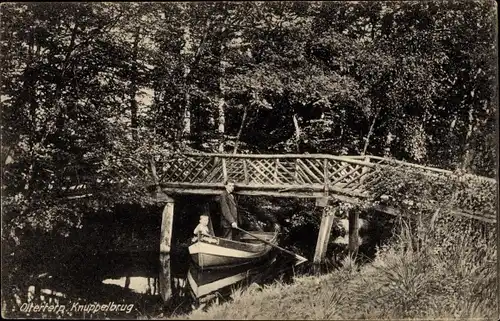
360;156;370;189
348;209;360;257
160;195;175;253
222;158;228;184
243;159;249;184
313;199;335;264
158;193;175;302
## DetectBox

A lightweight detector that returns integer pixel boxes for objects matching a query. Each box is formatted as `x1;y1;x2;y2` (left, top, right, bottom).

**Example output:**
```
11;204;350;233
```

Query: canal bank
173;221;496;320
3;199;494;319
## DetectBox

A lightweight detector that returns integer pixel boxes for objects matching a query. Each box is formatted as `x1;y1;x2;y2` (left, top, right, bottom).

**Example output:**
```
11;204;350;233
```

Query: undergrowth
174;213;497;320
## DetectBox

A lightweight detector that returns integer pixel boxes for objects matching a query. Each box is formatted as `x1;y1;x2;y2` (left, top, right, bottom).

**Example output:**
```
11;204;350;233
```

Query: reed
176;214;496;320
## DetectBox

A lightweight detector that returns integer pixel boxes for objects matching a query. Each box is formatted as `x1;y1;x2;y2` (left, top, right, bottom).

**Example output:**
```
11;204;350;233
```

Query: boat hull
188;231;278;269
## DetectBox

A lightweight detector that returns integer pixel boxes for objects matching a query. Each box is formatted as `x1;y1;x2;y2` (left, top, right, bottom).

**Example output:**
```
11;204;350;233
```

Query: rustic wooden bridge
63;152;495;222
149;153;495;220
58;152;496;301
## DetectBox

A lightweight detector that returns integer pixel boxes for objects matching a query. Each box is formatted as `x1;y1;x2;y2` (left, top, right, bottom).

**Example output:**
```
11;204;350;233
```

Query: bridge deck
60;153;496;224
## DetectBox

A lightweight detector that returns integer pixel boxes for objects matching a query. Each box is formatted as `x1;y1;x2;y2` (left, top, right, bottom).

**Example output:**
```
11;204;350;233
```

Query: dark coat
219;190;241;226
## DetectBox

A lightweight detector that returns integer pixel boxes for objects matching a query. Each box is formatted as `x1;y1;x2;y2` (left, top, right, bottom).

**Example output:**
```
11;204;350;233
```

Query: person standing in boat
219;182;241;240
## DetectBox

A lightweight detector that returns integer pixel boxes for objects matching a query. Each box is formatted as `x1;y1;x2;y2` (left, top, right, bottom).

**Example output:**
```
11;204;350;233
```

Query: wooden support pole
243;159;249;184
159;254;172;302
348;209;360;256
160;196;175;253
274;158;279;183
222;158;228;184
159;195;175;302
323;158;329;186
360;156;370;187
201;202;215;235
313;205;335;264
294;159;299;183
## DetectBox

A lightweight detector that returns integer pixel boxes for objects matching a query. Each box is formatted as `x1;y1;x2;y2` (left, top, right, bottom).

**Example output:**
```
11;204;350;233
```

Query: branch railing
157;152;495;186
42;152;495;223
156;153;496;222
156;153;378;196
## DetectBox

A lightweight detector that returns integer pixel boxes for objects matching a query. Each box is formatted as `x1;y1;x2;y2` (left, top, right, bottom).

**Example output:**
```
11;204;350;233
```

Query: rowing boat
188;231;278;269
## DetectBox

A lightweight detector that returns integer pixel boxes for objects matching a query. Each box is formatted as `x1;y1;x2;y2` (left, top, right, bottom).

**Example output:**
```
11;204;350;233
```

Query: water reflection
5;251;165;318
181;252;302;307
7;247;301;318
187;257;277;300
102;277;160;295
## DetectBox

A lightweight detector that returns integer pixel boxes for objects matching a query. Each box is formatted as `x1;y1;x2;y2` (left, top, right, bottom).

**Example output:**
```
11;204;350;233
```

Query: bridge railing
353;155;496;223
156;153;496;221
156;153;382;197
157;152;495;189
347;155;496;183
38;152;495;222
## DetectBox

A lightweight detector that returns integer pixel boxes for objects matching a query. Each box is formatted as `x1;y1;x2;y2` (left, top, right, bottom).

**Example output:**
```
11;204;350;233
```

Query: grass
173;215;497;320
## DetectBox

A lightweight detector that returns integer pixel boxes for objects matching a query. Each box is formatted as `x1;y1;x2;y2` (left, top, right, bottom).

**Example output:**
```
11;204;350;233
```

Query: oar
234;226;308;265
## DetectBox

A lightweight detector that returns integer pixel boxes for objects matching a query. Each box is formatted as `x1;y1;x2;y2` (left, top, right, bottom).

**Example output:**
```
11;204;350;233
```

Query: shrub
354;215;496;319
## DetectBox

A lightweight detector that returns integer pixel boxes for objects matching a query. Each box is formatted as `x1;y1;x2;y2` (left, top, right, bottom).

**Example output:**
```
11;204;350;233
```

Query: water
4;246;302;319
101;277;160;295
4;250;165;318
3;227;384;319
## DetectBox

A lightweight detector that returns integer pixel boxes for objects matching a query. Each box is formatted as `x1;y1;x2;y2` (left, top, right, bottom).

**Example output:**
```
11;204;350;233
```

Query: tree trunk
179;17;211;146
217;97;225;153
217;37;227;153
25;27;37;194
54;18;80;135
130;27;140;141
461;106;475;170
233;105;248;153
125;276;131;290
292;114;301;152
362;106;381;156
181;25;192;144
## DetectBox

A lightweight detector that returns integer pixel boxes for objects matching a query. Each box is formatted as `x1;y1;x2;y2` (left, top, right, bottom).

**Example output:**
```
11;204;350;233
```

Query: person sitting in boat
219;182;242;240
192;214;212;242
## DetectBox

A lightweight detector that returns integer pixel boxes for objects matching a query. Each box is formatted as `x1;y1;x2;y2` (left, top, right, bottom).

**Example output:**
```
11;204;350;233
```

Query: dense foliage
0;2;496;318
1;0;496;240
